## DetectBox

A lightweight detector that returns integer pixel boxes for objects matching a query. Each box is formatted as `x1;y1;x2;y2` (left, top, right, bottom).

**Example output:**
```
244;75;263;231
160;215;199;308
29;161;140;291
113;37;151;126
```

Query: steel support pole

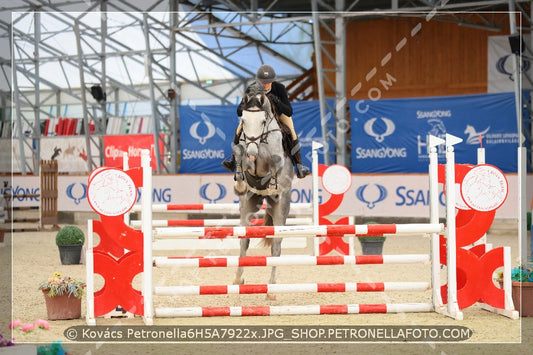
33;11;41;174
335;0;348;167
143;14;163;173
311;1;331;165
99;1;107;166
508;0;528;264
169;1;179;173
74;20;96;173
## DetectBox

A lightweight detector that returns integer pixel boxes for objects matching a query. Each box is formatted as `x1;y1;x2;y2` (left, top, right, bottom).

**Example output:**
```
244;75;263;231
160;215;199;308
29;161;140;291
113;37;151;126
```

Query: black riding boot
289;138;311;178
221;131;241;172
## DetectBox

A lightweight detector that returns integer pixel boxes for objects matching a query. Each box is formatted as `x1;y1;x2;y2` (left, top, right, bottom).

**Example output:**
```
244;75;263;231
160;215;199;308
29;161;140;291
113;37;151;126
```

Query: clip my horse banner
350;92;520;173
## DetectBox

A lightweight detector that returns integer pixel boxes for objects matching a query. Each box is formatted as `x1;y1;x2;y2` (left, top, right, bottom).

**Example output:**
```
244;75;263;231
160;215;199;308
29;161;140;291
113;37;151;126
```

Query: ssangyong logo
363;117;395;142
190;120;216;145
199;183;226;203
356;183;387;209
66;183;87;205
496;54;530;80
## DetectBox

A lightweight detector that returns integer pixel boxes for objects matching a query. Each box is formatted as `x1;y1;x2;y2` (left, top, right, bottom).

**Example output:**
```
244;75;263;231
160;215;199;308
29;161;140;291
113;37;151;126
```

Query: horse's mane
242;84;273;115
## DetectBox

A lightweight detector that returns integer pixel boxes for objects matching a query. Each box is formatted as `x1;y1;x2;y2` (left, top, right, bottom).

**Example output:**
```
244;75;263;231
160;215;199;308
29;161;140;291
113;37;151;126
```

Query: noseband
240;108;280;150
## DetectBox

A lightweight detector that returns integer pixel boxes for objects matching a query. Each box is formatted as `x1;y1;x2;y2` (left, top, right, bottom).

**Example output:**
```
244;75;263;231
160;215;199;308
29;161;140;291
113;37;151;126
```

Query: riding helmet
256;64;276;84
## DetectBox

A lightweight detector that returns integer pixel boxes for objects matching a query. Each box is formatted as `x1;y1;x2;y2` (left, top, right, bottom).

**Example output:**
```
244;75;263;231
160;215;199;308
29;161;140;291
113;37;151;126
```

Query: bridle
240;107;280;152
238;98;282;193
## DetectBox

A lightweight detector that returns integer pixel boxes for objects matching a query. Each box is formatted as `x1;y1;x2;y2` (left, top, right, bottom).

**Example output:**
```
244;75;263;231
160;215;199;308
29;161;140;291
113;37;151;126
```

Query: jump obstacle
0;159;59;233
85;136;519;325
123;148;354;254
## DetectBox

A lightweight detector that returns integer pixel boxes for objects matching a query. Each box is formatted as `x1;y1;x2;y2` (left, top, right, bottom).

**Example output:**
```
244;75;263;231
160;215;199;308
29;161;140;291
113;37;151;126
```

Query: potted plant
497;265;533;317
358;222;386;255
39;272;85;320
56;225;85;265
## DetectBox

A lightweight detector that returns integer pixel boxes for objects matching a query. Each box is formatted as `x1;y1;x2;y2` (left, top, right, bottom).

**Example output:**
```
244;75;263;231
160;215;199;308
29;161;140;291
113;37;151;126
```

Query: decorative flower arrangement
0;329;15;347
497;265;533;282
1;318;52;347
511;266;533;282
37;341;68;355
39;272;85;298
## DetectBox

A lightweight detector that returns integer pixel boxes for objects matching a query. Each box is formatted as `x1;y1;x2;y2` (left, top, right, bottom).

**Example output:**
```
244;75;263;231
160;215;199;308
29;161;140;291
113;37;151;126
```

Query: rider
222;64;311;178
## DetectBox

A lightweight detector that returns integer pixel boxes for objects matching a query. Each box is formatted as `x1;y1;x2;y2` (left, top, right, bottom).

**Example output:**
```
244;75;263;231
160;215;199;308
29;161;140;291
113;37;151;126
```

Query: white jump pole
153;223;444;239
141;149;154;325
312;141;322;256
131;202;313;213
444;133;463;320
131;217;313;228
153;254;430;268
428;135;445;315
475;145;487;246
154;281;430;296
85;219;95;326
155;303;433;318
123;152;130;227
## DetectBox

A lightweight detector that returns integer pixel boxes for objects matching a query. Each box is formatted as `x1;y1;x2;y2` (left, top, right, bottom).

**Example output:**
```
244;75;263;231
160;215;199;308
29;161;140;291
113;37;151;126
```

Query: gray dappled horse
232;86;294;300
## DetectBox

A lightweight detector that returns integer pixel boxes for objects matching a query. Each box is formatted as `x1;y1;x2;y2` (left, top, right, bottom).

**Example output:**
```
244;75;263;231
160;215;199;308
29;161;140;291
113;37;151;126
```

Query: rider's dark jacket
237;81;293;118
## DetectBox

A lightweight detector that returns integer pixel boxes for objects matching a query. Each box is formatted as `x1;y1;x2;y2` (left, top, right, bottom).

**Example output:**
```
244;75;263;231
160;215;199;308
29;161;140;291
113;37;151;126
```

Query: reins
239;98;282;191
240;108;281;148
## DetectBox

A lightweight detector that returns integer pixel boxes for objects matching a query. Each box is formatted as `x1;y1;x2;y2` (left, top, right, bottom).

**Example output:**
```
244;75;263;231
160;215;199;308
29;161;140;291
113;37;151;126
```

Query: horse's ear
259;94;265;107
243;93;249;104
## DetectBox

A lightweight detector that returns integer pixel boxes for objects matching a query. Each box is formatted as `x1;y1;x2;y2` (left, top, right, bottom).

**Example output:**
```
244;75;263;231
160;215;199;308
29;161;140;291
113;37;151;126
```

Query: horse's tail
260;238;274;248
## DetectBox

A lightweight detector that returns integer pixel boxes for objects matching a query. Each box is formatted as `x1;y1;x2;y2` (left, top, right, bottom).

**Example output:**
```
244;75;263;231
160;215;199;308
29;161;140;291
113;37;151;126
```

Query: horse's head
240;88;274;162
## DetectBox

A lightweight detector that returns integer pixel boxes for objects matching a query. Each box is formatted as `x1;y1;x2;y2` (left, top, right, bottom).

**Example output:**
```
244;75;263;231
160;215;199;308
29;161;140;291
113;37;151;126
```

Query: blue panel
179;104;239;173
179;101;329;173
350;92;519;173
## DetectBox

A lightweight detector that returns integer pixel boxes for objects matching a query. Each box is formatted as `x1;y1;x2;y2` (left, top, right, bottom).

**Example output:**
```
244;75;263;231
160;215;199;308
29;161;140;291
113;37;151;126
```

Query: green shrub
55;225;85;246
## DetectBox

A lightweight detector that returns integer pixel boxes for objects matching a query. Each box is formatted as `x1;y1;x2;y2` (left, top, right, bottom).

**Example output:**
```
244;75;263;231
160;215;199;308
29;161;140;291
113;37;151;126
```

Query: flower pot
512;281;533;317
360;239;384;255
41;288;82;320
498;280;533;317
58;244;82;265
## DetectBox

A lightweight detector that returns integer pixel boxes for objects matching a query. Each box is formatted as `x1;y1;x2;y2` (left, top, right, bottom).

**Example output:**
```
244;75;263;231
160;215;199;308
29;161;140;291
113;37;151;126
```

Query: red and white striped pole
153;254;430;268
153;223;444;239
155;303;433;318
154;281;429;296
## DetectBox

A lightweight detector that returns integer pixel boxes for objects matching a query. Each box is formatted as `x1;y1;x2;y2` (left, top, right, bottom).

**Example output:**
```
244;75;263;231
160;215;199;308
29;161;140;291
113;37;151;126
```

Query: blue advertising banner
292;100;330;167
349;92;519;173
179;100;328;173
179;104;239;173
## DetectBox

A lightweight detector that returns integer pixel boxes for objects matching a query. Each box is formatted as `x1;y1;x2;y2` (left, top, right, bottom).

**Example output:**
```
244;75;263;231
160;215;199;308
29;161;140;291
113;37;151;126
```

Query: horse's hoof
266;293;276;301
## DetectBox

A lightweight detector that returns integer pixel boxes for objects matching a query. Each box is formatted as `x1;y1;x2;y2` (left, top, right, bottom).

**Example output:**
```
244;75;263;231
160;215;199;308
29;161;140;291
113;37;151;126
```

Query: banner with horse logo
350;92;520;173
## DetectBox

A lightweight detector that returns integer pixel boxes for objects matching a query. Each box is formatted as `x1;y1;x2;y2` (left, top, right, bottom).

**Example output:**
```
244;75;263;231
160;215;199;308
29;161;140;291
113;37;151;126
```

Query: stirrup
221;156;236;172
296;163;310;178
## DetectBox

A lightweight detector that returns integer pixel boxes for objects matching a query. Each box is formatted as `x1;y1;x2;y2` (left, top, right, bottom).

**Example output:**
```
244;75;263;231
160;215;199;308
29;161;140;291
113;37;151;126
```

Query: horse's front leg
264;238;282;300
233;144;246;194
234;193;263;285
234;238;250;285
